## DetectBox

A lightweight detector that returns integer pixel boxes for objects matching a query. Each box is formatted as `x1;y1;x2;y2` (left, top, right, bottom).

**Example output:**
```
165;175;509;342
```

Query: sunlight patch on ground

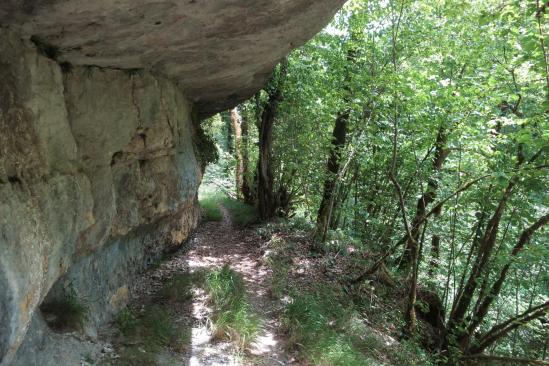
183;204;289;365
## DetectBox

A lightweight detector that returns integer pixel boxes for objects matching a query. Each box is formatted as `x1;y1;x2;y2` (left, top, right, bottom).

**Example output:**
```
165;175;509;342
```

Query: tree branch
471;300;549;354
467;213;549;336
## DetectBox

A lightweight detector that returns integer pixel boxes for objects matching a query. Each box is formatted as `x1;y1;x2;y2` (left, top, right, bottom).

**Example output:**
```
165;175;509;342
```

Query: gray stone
0;30;201;365
0;0;345;117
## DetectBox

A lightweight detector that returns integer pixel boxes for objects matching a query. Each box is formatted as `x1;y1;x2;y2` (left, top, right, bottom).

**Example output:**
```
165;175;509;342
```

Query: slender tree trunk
428;234;440;276
443;148;541;357
463;214;549;349
444;180;514;352
315;30;359;240
404;239;419;335
221;111;233;154
399;125;449;270
388;113;418;336
240;112;253;204
230;108;244;199
470;300;549;354
257;104;276;219
257;59;288;220
316;110;350;239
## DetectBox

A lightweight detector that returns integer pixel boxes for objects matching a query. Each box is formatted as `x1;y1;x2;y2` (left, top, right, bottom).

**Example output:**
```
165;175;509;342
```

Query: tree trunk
463;214;549;350
257;59;288;220
230;108;244;199
240;112;253;204
316;110;350;240
315;29;359;241
428;234;440;276
399;125;449;270
404;240;419;335
443;147;540;356
470;300;549;354
444;180;515;353
221;111;233;154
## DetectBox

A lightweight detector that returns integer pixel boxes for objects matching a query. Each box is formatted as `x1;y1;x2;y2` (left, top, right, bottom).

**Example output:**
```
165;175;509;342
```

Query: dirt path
187;206;289;366
111;205;290;366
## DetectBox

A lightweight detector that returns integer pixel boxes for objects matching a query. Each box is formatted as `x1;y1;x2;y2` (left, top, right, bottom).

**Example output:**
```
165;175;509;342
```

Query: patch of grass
220;196;257;226
282;284;432;365
281;285;434;366
199;193;224;221
115;305;190;354
116;307;140;337
158;273;193;303
263;236;293;298
199;188;258;226
282;289;368;366
258;221;436;366
83;352;95;364
41;291;89;332
270;262;291;299
204;264;260;349
140;306;186;349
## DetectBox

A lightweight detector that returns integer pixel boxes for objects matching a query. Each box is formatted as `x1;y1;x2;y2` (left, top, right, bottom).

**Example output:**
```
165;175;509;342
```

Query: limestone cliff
0;1;345;364
0;30;201;364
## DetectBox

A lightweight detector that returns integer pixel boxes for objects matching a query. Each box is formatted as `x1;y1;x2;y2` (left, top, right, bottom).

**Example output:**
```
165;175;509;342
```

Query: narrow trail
122;205;290;366
187;206;289;366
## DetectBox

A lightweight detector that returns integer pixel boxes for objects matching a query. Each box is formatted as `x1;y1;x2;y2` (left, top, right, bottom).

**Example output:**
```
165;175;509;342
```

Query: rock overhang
0;0;346;118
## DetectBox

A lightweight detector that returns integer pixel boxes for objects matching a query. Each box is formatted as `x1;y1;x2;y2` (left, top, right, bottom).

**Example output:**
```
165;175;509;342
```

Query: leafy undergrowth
199;187;257;226
221;197;257;226
108;272;195;365
204;264;260;349
261;219;435;366
199;192;224;221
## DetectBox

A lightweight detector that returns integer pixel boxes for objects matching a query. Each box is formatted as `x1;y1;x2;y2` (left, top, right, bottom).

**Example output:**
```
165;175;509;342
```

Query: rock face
0;30;201;364
0;0;345;117
0;1;344;364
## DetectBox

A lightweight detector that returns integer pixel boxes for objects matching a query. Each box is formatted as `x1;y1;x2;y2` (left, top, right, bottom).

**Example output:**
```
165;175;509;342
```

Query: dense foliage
204;0;548;364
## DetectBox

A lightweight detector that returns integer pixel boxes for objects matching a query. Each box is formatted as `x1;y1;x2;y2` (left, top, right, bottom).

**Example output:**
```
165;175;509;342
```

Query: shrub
220;196;257;226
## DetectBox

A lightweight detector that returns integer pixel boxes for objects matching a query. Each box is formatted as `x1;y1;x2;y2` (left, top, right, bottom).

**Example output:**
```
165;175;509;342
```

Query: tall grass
114;273;195;364
262;231;432;365
159;272;194;303
199;192;224;221
283;289;372;366
199;188;258;225
204;264;260;348
115;305;189;352
220;196;257;226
